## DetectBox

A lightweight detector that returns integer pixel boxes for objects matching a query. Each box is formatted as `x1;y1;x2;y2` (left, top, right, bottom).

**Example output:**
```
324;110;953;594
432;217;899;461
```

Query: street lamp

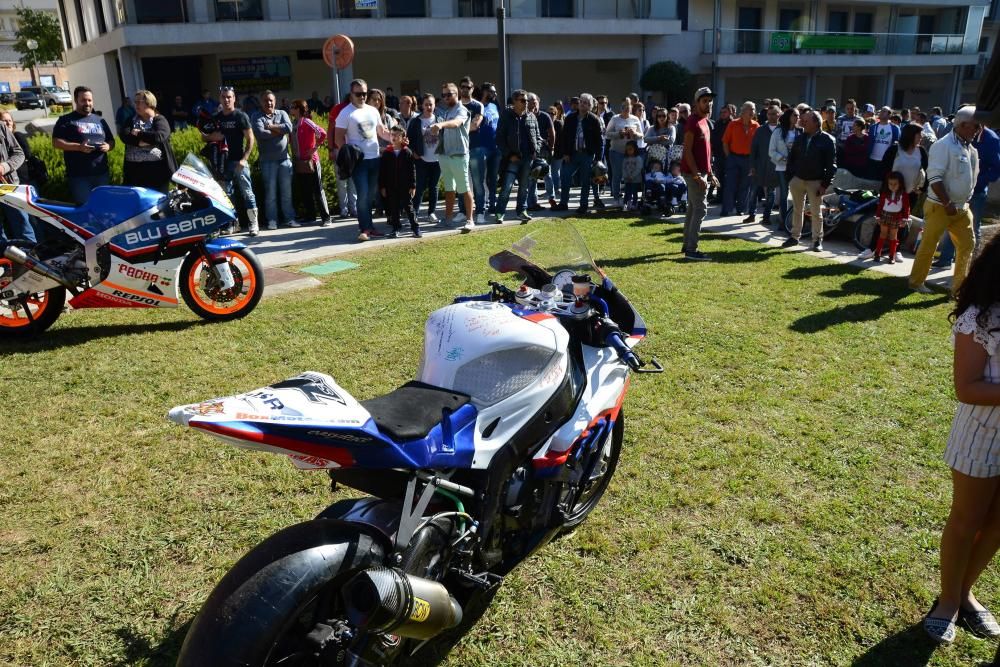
25;39;47;116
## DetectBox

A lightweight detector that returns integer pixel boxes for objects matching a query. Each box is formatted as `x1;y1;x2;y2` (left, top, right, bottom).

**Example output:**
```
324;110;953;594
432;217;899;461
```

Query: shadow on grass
790;276;949;333
113;616;191;667
598;253;676;268
0;319;207;355
852;622;938;666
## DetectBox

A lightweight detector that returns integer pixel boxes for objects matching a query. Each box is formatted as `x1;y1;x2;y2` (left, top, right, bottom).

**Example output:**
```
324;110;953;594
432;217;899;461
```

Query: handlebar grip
605;330;641;371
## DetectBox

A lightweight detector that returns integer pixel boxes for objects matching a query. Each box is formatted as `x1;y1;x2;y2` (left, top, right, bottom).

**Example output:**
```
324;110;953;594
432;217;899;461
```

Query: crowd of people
0;79;995;296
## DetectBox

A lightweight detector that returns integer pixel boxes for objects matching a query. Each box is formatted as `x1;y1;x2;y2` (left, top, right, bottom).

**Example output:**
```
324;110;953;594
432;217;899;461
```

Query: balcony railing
703;29;969;57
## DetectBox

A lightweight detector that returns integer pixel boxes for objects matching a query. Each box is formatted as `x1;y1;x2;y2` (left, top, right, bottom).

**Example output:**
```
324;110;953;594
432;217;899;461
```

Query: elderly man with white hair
909;105;980;295
555;92;603;215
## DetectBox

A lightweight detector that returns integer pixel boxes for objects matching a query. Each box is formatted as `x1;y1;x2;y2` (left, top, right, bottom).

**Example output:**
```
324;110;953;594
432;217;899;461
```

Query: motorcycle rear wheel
180;248;264;322
176;520;387;667
561;411;624;531
0;287;65;338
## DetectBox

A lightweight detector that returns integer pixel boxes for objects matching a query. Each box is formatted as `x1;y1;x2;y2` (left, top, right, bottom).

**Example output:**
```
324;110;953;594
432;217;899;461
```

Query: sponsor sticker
409;597;431;623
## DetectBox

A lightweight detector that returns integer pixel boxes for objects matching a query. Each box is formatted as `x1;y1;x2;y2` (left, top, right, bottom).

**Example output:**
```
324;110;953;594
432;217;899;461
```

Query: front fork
195;241;238;291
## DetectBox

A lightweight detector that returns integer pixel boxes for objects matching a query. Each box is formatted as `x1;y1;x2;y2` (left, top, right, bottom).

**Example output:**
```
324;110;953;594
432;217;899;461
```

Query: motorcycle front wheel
0;286;65;338
180;247;264;322
561;411;624;531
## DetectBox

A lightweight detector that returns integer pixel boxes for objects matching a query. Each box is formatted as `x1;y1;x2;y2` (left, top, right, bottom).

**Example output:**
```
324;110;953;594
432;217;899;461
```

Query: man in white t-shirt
867;106;899;183
335;78;392;242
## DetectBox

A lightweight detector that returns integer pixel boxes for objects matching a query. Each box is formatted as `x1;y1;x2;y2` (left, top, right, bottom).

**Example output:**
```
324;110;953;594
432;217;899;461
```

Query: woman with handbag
120;90;177;194
290;99;332;225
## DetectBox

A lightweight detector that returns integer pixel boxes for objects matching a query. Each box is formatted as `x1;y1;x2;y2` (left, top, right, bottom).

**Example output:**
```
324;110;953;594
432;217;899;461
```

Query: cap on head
694;87;716;102
864;104;875;113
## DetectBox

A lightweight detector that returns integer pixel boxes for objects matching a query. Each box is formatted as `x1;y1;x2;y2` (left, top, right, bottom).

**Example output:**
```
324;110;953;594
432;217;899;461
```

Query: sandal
924;599;958;644
960;606;1000;638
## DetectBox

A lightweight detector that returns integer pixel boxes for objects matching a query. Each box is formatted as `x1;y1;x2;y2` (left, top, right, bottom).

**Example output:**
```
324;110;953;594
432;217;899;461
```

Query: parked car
14;91;43;110
43;86;72;106
0;92;14;105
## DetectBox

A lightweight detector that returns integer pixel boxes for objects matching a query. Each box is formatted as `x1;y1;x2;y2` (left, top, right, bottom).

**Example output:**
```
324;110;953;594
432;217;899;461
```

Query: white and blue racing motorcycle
168;221;661;666
0;154;263;338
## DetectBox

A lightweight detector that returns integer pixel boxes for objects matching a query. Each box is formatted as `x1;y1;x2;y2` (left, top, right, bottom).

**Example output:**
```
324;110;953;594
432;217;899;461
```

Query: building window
56;0;72;46
385;0;426;17
133;0;186;23
778;8;802;31
853;11;873;34
215;0;264;21
541;0;573;17
335;0;376;18
95;0;108;33
72;0;87;42
736;6;762;53
458;0;493;17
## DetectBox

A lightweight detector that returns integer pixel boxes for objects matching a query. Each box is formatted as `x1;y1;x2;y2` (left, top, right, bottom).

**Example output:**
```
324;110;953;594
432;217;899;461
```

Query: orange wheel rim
187;251;258;316
0;292;51;328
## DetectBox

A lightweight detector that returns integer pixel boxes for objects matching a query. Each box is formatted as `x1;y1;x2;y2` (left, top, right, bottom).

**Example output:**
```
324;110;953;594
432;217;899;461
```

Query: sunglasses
460;85;472;90
220;86;234;92
352;91;367;97
441;91;454;98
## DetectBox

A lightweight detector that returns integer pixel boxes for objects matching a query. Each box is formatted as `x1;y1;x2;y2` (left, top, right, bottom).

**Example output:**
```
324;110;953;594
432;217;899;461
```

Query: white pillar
714;74;726;112
806;67;816;105
883;68;894;107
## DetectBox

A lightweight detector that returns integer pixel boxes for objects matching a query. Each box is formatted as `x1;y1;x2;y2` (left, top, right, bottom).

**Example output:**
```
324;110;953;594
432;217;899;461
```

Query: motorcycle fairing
69;255;184;309
169;372;478;470
531;345;629;477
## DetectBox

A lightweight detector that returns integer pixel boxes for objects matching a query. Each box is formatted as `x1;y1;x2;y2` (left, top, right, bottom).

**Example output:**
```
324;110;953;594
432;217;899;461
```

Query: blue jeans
497;158;533;217
469;146;489;215
260;158;296;225
544;158;562;201
723;154;750;214
413;160;441;217
352;157;380;232
608;150;626;201
69;172;111;205
222;162;257;210
1;202;36;243
776;172;791;226
560;153;594;209
937;189;987;264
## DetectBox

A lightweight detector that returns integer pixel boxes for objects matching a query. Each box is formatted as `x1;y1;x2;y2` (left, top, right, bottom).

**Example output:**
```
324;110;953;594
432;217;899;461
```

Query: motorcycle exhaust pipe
2;245;75;290
341;566;463;640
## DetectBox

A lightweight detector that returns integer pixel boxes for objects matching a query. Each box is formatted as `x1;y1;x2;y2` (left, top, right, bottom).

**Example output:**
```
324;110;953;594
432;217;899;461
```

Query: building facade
55;0;988;119
0;0;68;96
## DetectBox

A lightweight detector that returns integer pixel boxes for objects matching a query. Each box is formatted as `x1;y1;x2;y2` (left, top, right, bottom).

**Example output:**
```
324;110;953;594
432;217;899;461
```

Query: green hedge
28;114;342;215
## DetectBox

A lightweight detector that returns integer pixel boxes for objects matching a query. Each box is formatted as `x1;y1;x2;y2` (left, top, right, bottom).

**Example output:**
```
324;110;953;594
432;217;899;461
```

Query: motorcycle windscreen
171;153;236;216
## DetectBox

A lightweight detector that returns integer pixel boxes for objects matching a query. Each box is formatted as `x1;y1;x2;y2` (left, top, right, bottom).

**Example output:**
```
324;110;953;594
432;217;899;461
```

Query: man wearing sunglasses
459;76;487;224
477;83;501;219
495;89;541;224
335;78;392;241
428;82;474;232
202;86;258;235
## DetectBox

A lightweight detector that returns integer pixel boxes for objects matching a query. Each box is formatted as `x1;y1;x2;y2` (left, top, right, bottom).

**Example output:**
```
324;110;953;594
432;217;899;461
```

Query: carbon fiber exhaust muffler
341;567;463;640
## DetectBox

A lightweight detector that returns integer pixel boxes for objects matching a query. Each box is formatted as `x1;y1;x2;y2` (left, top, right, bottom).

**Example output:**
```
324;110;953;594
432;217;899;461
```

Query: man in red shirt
681;87;720;261
327;92;357;218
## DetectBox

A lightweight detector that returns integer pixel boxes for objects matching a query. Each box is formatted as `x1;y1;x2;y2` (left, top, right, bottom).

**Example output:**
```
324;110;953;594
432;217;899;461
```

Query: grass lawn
0;217;990;665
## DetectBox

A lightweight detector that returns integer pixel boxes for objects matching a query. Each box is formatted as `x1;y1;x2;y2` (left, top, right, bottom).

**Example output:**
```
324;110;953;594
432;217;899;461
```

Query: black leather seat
361;382;471;442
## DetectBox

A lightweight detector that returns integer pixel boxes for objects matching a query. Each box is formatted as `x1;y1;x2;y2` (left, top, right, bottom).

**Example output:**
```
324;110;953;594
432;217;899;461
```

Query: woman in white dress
926;235;1000;643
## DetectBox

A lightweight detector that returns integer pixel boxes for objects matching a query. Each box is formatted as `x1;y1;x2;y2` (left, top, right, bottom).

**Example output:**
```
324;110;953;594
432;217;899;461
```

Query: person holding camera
52;86;115;205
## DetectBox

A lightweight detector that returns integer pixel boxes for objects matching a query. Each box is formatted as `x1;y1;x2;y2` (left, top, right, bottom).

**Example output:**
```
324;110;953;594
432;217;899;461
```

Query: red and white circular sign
323;34;355;70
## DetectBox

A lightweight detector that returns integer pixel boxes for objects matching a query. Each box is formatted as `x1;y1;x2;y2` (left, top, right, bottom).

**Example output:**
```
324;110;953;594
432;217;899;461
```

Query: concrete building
0;0;68;95
55;0;989;119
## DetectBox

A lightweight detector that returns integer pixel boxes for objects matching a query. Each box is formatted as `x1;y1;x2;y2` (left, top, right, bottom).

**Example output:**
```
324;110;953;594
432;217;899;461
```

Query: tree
639;61;693;108
13;7;64;85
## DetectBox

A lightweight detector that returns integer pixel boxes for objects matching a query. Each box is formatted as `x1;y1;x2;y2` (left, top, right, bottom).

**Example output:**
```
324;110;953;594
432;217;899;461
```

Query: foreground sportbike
0;154;263;338
169;221;660;666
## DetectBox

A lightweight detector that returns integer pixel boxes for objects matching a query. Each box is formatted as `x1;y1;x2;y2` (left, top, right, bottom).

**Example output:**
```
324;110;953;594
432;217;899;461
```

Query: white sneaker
475;213;485;224
427;213;439;223
858;248;874;259
266;221;277;231
911;283;933;294
453;212;468;224
894;252;904;262
357;232;369;242
461;220;475;233
287;220;301;228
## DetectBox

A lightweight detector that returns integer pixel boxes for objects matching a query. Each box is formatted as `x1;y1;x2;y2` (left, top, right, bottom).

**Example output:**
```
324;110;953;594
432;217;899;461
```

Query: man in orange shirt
721;101;759;217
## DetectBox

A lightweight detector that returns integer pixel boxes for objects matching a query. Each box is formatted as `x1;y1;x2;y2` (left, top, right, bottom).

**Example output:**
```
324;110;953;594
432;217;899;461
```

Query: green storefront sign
769;32;877;53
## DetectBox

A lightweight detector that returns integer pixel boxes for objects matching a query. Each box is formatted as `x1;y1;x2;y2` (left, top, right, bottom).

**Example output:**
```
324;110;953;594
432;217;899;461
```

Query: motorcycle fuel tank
418;301;569;407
